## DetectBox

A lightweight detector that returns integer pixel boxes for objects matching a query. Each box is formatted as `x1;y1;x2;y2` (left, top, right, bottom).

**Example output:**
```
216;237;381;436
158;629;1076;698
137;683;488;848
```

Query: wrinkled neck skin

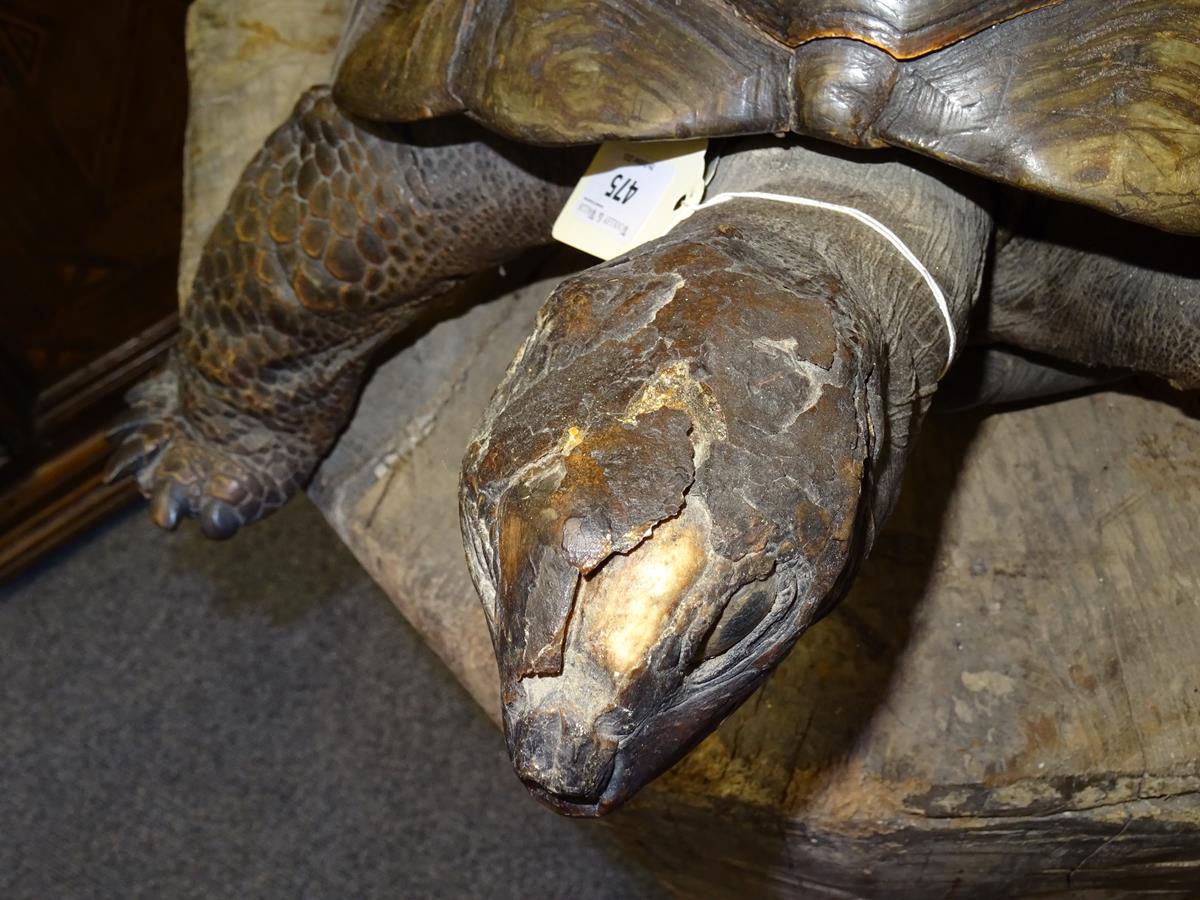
705;138;992;534
460;138;992;816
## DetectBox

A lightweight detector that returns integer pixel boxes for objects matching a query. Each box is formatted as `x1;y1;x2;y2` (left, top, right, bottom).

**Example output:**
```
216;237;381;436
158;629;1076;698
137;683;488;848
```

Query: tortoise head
460;231;877;815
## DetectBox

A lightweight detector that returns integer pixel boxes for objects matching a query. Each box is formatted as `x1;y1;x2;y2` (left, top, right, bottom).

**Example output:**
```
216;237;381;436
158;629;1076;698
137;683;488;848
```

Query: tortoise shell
334;1;1200;234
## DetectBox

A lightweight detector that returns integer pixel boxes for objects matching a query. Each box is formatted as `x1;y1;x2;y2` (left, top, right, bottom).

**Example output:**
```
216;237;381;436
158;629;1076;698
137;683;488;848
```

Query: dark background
0;0;185;579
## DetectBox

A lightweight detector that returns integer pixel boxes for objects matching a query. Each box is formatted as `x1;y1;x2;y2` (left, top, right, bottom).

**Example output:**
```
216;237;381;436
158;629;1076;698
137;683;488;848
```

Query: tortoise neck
704;137;993;525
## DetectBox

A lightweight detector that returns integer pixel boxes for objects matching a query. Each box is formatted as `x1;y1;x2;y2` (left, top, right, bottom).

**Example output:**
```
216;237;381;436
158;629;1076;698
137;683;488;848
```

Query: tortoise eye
699;582;774;662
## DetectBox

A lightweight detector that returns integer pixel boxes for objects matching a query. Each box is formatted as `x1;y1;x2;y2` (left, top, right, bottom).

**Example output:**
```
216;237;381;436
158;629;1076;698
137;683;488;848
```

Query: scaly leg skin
983;201;1200;391
460;139;993;814
107;86;581;538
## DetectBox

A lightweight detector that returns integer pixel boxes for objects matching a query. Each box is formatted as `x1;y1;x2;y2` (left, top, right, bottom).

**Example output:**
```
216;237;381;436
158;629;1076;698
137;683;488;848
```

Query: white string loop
670;190;956;375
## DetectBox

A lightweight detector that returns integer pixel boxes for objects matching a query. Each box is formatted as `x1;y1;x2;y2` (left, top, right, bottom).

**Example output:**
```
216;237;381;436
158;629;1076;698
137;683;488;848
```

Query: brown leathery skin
108;86;583;537
463;229;870;814
493;407;697;679
460;140;993;814
337;0;1199;234
982;200;1200;391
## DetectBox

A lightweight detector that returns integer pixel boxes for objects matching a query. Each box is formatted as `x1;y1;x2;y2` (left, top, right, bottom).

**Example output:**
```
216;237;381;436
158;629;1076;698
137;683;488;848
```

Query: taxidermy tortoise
109;0;1200;816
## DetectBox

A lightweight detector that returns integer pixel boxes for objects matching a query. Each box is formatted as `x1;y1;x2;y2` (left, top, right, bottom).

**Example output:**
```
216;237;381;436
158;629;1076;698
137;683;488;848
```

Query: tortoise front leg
107;87;581;538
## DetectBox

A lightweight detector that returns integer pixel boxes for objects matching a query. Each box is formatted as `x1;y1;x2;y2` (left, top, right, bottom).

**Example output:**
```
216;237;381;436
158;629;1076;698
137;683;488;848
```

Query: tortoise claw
207;473;249;507
150;482;184;531
103;438;147;484
124;369;173;407
199;499;240;540
105;407;150;441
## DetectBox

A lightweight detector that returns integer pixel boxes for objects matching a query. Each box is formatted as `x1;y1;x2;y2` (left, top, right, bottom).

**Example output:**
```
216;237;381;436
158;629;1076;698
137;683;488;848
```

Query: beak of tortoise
470;470;866;817
504;646;784;817
507;679;756;817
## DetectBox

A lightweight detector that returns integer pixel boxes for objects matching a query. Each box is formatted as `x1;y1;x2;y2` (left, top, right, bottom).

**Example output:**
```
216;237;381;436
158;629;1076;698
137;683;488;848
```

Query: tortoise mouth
507;708;619;808
516;748;637;818
521;780;616;818
506;655;772;817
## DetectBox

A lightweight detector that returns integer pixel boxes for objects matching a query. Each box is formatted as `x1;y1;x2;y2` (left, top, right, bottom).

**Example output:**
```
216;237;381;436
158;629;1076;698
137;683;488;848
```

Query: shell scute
333;0;1200;233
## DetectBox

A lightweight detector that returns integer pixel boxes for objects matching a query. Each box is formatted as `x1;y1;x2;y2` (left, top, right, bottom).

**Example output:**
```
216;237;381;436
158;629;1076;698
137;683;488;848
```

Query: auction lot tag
553;139;708;260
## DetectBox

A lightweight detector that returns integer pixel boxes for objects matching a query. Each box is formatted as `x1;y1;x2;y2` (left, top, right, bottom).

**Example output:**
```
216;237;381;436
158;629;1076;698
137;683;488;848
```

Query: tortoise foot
106;366;302;539
105;85;580;541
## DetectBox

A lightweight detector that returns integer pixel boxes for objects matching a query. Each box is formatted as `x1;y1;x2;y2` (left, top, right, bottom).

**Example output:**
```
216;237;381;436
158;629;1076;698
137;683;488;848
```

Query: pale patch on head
560;425;584;455
751;335;839;426
620;360;725;466
577;508;708;676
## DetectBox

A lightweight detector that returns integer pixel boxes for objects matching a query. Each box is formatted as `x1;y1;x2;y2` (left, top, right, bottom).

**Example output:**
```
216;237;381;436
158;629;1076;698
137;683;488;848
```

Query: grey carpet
0;498;665;899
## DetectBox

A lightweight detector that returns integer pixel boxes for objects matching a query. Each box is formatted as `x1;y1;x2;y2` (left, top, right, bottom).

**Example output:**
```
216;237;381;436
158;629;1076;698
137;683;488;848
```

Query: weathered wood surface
184;2;1200;895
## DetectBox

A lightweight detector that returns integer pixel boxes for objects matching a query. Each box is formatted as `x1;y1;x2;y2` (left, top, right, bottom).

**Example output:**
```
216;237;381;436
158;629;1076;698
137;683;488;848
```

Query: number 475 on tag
553;139;708;261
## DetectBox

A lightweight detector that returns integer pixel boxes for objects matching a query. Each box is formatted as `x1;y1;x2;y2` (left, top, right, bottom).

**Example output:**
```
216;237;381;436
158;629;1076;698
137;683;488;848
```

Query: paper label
553;139;708;260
